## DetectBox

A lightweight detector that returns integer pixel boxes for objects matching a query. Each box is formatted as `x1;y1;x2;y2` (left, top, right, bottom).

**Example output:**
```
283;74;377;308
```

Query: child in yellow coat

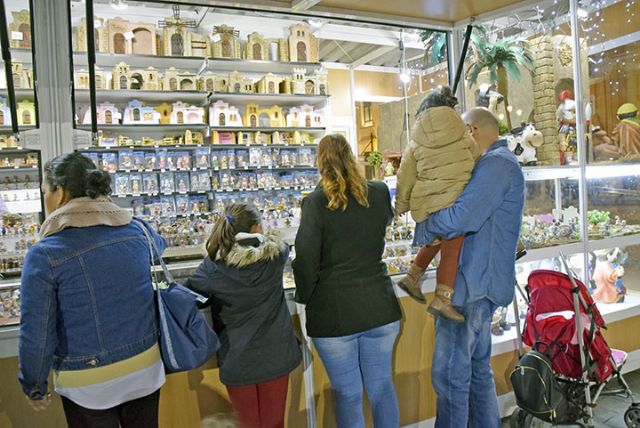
395;86;480;322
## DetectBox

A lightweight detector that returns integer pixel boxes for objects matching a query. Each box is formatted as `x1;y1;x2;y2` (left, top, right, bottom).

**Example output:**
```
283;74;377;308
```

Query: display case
0;0;38;143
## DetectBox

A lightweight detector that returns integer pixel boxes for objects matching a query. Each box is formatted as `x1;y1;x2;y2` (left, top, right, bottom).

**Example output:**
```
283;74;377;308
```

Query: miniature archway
113;33;126;54
171;33;184;56
180;79;194;90
297;41;307;61
132;28;153;55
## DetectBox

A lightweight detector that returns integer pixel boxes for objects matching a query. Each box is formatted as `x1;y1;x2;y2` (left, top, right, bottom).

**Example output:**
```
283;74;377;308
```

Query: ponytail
206;203;261;261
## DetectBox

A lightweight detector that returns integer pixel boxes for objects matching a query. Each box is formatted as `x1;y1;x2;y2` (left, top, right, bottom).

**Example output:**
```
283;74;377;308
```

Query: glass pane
1;0;37;133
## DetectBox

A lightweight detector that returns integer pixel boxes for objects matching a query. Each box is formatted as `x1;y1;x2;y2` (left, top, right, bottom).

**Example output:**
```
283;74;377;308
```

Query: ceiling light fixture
399;72;411;83
111;0;128;11
306;19;323;29
577;8;589;18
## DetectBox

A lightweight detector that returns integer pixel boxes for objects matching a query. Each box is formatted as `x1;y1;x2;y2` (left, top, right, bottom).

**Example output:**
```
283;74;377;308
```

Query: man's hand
25;393;52;412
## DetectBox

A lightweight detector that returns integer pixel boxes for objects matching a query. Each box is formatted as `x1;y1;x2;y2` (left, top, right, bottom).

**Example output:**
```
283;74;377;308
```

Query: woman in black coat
293;133;402;428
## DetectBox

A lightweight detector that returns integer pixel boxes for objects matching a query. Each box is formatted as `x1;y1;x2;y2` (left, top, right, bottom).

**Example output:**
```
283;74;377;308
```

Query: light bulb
516;109;523;116
507;105;513;112
577;8;589;18
111;0;128;10
498;114;505;120
399;72;411;83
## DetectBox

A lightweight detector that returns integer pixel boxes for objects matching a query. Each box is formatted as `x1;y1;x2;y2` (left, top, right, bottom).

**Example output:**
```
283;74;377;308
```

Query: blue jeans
432;298;500;428
312;321;400;428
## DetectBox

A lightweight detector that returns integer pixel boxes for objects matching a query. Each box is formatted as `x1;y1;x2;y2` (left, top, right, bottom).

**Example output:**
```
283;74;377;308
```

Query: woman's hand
25;393;52;412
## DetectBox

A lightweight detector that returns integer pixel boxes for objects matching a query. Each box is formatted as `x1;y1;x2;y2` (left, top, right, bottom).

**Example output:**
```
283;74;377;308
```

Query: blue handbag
137;221;220;373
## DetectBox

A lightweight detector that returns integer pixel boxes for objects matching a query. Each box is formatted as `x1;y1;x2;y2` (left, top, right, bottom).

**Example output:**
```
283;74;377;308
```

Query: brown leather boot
427;284;465;322
398;263;427;303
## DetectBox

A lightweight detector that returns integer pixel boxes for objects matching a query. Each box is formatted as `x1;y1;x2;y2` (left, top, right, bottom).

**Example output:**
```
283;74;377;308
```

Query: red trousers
226;375;289;428
414;236;464;287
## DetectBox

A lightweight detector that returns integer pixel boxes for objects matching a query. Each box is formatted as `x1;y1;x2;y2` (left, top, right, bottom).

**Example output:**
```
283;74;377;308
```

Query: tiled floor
503;369;640;427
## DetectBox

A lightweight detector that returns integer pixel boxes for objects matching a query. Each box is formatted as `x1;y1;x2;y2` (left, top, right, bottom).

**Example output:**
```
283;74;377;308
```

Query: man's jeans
312;321;400;428
432;298;501;428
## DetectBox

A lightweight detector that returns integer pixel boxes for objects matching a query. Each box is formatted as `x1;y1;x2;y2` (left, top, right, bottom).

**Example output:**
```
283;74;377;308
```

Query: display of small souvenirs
160;172;175;194
143;173;158;194
114;173;130;195
0;288;20;326
194;149;209;169
101;153;118;173
0;154;38;168
119;151;134;170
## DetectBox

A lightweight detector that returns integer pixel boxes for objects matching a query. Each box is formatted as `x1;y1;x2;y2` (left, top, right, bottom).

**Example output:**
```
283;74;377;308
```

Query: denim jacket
18;220;165;399
415;140;525;307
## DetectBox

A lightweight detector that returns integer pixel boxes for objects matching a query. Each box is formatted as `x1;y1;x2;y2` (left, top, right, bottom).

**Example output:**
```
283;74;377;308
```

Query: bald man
415;107;525;427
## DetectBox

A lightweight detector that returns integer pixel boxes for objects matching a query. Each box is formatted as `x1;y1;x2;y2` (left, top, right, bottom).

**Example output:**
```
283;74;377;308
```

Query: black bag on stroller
510;350;580;424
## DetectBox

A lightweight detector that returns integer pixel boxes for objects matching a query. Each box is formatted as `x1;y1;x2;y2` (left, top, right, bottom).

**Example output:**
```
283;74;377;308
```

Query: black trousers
61;389;160;428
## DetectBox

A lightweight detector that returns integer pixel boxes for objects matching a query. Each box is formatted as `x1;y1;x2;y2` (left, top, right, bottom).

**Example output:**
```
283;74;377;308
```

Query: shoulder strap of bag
133;219;174;284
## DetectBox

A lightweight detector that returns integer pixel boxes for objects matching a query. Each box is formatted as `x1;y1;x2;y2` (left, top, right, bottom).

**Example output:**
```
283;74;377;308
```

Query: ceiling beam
351;45;396;68
291;0;322;12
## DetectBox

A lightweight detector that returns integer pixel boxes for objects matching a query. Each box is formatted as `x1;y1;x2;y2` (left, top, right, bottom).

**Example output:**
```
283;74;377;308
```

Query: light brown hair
317;133;369;211
206;203;261;261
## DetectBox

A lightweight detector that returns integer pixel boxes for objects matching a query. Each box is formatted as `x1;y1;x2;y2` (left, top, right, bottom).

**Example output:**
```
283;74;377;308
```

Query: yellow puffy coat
395;106;480;223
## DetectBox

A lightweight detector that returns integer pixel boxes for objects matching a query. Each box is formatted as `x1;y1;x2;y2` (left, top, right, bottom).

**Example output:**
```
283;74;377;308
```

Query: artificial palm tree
420;30;447;68
466;26;536;129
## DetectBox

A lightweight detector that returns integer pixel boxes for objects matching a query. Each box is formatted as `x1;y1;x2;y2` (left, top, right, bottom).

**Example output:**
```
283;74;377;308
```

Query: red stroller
510;253;639;427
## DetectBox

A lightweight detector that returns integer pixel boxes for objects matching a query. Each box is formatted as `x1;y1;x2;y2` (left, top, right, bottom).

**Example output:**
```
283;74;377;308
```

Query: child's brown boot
427;284;465;322
398;263;427;303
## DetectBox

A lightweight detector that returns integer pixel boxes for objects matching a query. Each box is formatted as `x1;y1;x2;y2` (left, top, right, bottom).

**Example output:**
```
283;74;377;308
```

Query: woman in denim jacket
18;153;166;428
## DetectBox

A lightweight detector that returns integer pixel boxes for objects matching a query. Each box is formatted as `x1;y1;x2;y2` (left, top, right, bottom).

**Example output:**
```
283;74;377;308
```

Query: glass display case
0;0;38;140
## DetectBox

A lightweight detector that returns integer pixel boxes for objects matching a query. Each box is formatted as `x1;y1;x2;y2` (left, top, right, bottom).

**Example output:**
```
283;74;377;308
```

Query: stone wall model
378;93;424;154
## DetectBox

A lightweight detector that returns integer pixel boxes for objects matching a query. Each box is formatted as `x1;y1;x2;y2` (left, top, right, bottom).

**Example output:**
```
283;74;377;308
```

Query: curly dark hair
45;152;112;199
416;85;458;116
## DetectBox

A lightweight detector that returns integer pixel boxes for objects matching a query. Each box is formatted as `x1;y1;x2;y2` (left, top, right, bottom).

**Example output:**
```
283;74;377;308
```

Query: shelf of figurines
72;51;323;75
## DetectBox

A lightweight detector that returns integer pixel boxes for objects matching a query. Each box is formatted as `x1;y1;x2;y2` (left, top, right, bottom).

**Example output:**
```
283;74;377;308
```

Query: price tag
11;31;23;41
94;19;102;28
124;31;135;41
212;34;221;42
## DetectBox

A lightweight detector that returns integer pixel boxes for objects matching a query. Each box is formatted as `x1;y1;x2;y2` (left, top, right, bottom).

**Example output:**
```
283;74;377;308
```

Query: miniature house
286;107;302;127
287;105;323;127
75;68;107;90
162;67;199;91
11;63;32;89
0;97;12;127
245;32;269;61
314;69;328;95
212;25;242;59
291;68;306;94
155;102;172;125
256;73;282;94
279;77;292;94
83;102;121;125
210;100;243;127
266;38;289;61
123;100;161;124
170;102;205;124
243;104;285;128
187;33;210;57
201;73;228;92
112;62;131;89
228;71;253;94
288;23;319;63
162;16;188;56
107;18;157;55
17;100;36;127
74;17;109;52
9;10;31;49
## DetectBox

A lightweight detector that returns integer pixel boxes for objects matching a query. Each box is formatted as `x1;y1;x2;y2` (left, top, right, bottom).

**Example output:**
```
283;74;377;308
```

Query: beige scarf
39;196;132;239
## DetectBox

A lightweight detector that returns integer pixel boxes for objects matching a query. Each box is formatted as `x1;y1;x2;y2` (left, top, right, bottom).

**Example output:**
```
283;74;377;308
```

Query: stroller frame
511;251;640;427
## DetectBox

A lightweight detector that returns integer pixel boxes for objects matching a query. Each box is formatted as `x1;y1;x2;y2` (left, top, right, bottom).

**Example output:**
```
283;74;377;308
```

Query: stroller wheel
625;405;640;428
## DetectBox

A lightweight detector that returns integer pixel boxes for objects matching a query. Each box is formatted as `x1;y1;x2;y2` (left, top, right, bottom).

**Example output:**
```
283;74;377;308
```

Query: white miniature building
82;102;121;125
287;105;323;128
123;100;161;124
209;100;242;127
75;68;107;90
170;102;205;124
0;97;12;126
314;69;328;95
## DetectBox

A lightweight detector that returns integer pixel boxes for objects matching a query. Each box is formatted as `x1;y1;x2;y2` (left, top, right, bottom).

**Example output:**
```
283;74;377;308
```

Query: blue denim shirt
415;140;525;307
18;220;165;399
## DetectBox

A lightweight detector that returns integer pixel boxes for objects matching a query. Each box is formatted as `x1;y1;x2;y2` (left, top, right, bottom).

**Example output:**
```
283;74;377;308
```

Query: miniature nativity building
81;102;121;125
162;67;199;91
286;105;323;128
0;97;12;127
288;24;319;63
243;104;286;128
123;100;161;124
162;16;210;57
17;100;36;127
11;63;33;89
74;17;109;52
170;102;205;125
9;10;31;49
111;62;161;90
245;32;289;62
212;25;242;59
108;18;157;55
210;100;243;127
75;68;108;90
